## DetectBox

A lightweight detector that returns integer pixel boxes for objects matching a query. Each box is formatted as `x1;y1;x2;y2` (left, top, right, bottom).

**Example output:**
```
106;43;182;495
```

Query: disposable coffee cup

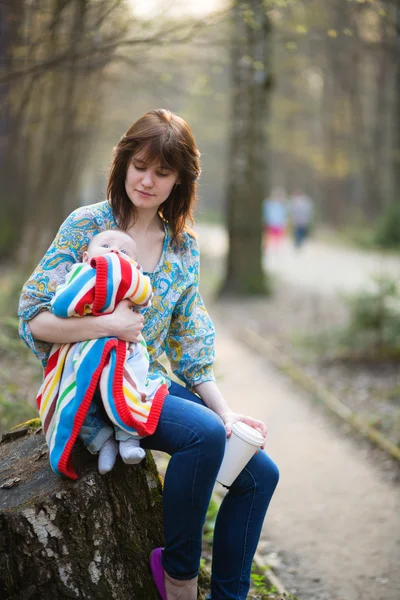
216;422;264;488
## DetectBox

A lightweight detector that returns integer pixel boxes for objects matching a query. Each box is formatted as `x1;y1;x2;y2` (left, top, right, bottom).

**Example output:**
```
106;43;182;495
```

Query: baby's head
83;230;137;263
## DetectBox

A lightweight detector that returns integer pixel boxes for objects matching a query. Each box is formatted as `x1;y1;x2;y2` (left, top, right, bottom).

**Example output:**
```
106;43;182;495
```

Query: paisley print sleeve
18;203;108;364
164;234;216;387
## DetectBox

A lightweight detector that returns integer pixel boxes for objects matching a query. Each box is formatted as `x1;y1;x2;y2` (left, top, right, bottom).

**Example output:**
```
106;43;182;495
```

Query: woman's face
125;151;180;212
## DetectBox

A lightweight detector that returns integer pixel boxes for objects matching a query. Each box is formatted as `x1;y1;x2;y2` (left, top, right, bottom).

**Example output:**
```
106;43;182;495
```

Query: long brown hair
107;109;201;240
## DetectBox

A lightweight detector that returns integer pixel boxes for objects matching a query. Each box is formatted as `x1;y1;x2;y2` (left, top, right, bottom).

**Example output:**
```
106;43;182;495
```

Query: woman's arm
164;235;267;445
165;236;216;388
194;380;267;448
29;300;144;344
18;203;143;360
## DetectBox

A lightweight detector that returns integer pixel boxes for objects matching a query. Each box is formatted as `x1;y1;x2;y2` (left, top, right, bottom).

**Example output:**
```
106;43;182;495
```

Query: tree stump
0;423;210;599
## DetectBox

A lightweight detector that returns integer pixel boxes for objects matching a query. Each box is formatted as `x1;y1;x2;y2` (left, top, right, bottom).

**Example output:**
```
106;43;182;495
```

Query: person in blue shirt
289;190;314;248
263;187;288;249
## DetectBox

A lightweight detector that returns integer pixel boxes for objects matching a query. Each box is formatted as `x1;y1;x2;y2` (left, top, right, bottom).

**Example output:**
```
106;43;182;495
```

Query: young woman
19;108;279;600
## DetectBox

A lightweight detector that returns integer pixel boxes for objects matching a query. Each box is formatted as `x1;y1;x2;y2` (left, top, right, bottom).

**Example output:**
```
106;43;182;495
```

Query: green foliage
0;276;42;436
374;202;400;249
340;276;400;358
298;275;400;361
325;208;377;250
0;397;37;435
203;495;219;542
343;226;377;250
251;571;277;596
340;210;376;249
249;563;298;599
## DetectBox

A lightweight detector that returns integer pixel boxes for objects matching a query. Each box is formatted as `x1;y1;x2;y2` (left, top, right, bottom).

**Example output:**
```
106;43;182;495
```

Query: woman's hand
193;381;267;450
219;411;267;450
101;299;144;343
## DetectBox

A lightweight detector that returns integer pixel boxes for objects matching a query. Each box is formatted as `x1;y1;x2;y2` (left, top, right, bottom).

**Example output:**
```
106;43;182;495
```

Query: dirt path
211;313;400;600
197;224;400;295
195;225;400;599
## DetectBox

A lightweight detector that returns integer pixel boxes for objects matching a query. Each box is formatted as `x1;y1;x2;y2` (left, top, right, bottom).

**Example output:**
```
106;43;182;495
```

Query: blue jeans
141;382;280;600
79;391;141;452
294;224;310;248
78;381;279;599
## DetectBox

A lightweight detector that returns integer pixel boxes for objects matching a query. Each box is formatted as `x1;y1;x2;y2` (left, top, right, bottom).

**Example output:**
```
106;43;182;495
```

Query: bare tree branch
0;6;230;84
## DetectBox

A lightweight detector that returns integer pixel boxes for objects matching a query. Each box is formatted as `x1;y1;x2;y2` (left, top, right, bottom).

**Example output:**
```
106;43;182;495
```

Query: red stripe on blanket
46;347;61;374
57;338;118;480
115;256;133;304
91;256;108;315
111;340;167;436
75;288;96;316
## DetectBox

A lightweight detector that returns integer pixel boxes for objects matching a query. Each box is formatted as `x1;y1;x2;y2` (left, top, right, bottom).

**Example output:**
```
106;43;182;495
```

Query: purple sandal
149;547;167;600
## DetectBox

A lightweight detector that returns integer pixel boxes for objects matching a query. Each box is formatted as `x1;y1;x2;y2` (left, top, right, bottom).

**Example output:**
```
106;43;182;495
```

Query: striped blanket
36;253;168;480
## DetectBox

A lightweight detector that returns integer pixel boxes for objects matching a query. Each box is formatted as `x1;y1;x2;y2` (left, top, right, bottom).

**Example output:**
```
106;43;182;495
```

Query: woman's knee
201;415;226;455
264;453;280;490
233;451;279;495
255;451;279;487
183;413;226;475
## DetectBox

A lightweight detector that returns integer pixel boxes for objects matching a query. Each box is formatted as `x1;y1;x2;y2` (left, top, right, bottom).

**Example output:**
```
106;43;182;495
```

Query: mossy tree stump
0;423;210;599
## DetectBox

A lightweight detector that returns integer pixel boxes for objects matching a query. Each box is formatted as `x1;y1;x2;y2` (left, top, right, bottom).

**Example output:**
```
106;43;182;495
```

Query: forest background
1;0;400;442
2;0;400;268
1;4;400;598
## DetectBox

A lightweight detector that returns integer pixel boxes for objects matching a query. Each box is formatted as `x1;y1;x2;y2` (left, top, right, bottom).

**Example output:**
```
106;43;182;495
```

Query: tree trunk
219;0;272;296
393;6;400;198
0;423;210;599
0;1;25;261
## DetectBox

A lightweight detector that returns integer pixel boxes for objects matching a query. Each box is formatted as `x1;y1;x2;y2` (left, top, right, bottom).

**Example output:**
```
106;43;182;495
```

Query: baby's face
84;231;137;262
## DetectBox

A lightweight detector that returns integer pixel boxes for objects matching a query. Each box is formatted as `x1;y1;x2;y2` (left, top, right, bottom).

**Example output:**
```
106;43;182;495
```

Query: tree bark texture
220;0;272;296
0;424;210;600
393;6;400;197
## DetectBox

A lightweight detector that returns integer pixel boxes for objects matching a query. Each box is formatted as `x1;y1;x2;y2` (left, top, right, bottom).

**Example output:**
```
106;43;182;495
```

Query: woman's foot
98;438;118;474
149;548;198;600
119;438;146;464
164;571;198;600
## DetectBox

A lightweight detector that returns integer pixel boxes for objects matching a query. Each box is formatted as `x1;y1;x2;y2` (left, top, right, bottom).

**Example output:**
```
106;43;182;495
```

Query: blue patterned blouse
18;201;216;388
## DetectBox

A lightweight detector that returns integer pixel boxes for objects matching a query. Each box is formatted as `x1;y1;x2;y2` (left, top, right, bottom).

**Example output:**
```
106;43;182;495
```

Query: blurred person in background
262;187;288;250
18;109;279;600
289;190;314;249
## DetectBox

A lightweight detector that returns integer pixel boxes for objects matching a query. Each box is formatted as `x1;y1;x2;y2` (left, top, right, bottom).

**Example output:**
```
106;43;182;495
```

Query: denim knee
192;415;226;471
231;450;279;496
253;451;280;492
262;454;280;493
204;416;226;445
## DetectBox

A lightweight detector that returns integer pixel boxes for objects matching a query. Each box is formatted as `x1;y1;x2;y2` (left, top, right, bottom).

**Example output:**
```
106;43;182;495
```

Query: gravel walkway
197;224;400;447
196;225;400;600
209;311;400;600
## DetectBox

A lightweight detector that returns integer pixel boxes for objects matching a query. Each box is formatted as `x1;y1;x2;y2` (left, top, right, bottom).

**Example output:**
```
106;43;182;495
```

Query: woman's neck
126;209;166;273
128;209;163;237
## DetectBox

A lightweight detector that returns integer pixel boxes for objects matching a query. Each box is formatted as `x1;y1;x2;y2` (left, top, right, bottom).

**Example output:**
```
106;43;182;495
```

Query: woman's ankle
164;571;198;600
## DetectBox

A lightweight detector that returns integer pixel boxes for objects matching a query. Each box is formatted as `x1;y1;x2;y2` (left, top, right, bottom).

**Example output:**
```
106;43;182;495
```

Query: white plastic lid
231;422;264;447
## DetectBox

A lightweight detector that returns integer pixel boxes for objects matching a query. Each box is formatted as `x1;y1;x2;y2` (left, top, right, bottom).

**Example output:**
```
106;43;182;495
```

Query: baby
37;229;167;479
81;230;147;473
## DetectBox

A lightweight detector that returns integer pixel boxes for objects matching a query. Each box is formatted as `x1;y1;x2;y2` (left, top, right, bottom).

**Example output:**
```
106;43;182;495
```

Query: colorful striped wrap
36;253;168;480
